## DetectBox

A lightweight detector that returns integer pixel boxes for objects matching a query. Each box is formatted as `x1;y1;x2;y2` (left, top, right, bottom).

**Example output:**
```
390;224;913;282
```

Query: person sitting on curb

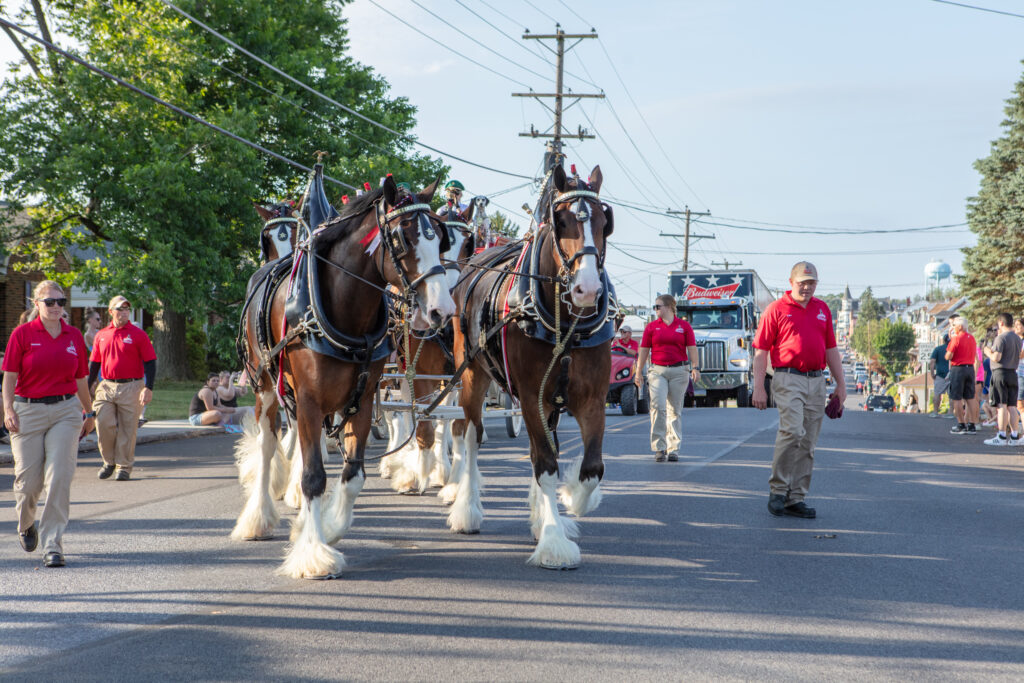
188;374;234;427
216;370;253;427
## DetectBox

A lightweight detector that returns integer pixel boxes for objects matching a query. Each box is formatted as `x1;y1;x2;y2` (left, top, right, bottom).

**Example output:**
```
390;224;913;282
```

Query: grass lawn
145;380;255;421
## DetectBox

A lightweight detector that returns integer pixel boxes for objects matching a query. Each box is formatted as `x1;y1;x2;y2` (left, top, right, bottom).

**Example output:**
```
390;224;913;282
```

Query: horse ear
382;176;399;207
253;201;274;221
417;176;442;204
461;200;475;223
553;164;568;193
589;165;603;193
602;202;614;237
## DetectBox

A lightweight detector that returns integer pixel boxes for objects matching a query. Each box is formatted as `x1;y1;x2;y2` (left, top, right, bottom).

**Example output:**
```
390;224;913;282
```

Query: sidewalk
0;420;228;465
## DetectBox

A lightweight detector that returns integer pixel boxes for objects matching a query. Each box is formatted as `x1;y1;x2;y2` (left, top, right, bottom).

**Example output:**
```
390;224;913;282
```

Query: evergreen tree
0;0;445;377
961;61;1024;323
858;287;884;322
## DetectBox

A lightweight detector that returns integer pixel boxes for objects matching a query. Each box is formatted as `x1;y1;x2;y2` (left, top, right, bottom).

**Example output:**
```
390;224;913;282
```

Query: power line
929;0;1024;20
520;0;559;24
610;242;970;256
157;0;535;180
712;215;969;232
0;16;358;190
694;218;967;236
404;0;553;84
555;0;591;27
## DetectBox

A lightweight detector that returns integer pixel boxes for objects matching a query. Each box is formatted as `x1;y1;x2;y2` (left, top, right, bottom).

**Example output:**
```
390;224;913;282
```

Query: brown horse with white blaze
448;165;614;569
234;177;456;579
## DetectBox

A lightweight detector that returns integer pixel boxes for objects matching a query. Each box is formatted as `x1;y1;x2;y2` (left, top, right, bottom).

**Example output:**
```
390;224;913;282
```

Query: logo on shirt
816;311;827;322
66;343;77;355
675;327;686;333
124;335;133;344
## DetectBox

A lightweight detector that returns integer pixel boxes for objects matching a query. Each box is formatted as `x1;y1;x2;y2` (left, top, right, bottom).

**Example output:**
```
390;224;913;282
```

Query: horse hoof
455;528;480;535
244;534;276;542
540;561;579;571
305;571;343;581
398;487;420;496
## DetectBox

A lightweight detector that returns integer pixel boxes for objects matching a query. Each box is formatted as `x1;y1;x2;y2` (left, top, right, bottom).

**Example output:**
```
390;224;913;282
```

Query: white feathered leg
283;428;305;509
558;455;603;517
380;383;414;479
278;496;345;579
269;421;295;500
447;422;483;533
322;469;365;544
231;400;280;541
440;427;466;504
428;420;451;488
527;472;580;569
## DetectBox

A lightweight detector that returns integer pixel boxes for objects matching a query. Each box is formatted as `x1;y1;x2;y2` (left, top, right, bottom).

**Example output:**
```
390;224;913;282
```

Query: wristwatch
83;411;96;419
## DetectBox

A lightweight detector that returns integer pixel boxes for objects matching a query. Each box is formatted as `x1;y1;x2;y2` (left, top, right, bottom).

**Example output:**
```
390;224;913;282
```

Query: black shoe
667;452;679;462
116;470;130;481
19;522;38;552
967;423;978;434
138;418;148;428
43;551;64;568
98;464;115;480
768;494;786;516
950;423;967;434
654;450;667;462
783;501;817;518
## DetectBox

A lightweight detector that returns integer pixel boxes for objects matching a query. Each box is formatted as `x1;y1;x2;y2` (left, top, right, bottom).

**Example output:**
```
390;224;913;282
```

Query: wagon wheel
504;392;522;438
370;386;389;441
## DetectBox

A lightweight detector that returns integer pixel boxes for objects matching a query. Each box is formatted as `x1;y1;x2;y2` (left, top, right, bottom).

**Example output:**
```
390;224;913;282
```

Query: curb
0;426;227;465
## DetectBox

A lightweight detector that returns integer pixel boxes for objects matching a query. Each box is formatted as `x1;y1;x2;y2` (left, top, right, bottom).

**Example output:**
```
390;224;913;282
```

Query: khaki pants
94;379;143;474
770;371;827;502
647;363;690;455
11;397;82;554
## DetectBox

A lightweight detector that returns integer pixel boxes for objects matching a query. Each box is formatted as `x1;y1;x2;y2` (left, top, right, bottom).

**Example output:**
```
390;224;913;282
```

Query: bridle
546;188;608;281
373;197;450;308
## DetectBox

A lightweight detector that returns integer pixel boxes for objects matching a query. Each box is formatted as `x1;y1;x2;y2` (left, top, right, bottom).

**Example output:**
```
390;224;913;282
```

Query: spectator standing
88;295;156;481
752;262;846;519
945;316;978;435
634;294;700;462
1015;318;1024;416
929;334;951;417
611;325;639;357
82;308;102;352
983;313;1022;446
2;280;95;568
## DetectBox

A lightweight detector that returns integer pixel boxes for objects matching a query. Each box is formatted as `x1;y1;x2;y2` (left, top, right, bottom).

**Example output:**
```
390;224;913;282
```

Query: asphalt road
2;404;1023;681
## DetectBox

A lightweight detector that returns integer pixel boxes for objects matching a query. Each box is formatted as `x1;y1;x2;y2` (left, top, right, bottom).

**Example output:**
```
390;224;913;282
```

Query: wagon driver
752;261;845;519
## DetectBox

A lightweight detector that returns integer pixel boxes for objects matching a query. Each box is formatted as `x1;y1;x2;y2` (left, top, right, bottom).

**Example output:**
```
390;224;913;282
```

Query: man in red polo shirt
635;294;700;462
88;295;157;481
944;314;977;435
752;262;846;519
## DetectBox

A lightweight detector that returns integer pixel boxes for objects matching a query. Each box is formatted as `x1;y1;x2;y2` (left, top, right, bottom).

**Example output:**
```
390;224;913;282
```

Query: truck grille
699;341;727;372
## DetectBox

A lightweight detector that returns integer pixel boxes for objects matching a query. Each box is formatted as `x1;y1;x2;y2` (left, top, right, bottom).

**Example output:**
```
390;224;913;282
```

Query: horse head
549;164;611;309
378;176;457;331
437;199;481;290
253;200;298;262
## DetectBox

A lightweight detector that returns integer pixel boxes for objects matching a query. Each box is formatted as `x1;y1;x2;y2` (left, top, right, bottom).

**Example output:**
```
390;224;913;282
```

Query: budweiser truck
668;269;776;407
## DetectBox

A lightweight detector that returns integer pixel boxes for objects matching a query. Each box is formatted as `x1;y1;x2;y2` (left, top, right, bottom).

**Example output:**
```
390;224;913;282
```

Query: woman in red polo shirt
2;280;95;569
634;294;700;462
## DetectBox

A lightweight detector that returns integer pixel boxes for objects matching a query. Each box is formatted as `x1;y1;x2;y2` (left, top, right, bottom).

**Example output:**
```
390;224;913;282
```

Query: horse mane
314;187;384;244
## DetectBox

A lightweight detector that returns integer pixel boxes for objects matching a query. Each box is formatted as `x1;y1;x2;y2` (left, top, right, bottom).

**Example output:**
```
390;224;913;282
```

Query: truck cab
668;270;775;407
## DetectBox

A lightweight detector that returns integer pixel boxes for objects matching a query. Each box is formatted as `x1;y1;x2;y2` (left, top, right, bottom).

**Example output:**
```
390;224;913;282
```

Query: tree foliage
0;0;445;376
851;318;880;362
872;319;916;378
961;60;1024;323
487;210;521;239
858;287;884;323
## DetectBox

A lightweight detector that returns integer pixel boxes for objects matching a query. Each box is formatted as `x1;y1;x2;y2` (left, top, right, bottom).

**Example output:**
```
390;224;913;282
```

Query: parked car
864;394;895;412
824;368;835;387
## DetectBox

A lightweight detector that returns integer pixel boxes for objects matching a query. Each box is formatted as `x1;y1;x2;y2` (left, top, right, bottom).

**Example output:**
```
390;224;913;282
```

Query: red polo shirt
946;331;977;366
640;317;696;365
90;321;157;380
2;318;88;398
753;292;837;373
612;338;639;354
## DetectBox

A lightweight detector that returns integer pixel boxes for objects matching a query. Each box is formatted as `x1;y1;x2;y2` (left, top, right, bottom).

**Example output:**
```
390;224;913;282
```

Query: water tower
924;259;952;299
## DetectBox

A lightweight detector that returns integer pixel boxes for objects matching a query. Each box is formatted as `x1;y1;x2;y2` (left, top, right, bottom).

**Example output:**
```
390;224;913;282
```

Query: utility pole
663;206;712;271
711;259;742;270
512;25;603;174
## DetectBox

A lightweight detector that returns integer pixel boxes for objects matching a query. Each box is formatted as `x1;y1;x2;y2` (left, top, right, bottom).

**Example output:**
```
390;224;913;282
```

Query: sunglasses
114;303;132;311
653;304;665;309
38;298;67;308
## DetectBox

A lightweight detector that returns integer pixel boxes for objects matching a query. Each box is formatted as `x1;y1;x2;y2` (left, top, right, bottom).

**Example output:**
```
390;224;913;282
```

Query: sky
3;0;1024;305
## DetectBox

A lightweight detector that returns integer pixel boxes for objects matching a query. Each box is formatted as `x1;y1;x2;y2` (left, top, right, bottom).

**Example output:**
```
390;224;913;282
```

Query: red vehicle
607;349;649;415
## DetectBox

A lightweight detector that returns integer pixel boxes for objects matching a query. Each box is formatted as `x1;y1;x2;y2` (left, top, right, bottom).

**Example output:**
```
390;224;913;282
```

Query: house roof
896;372;929;388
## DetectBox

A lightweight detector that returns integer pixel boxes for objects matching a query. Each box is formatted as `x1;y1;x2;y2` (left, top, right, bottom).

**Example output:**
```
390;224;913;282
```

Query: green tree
819;293;842;319
487;210;521;239
0;0;444;377
960;61;1024;323
872;319;916;378
858;287;884;322
851;318;880;362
